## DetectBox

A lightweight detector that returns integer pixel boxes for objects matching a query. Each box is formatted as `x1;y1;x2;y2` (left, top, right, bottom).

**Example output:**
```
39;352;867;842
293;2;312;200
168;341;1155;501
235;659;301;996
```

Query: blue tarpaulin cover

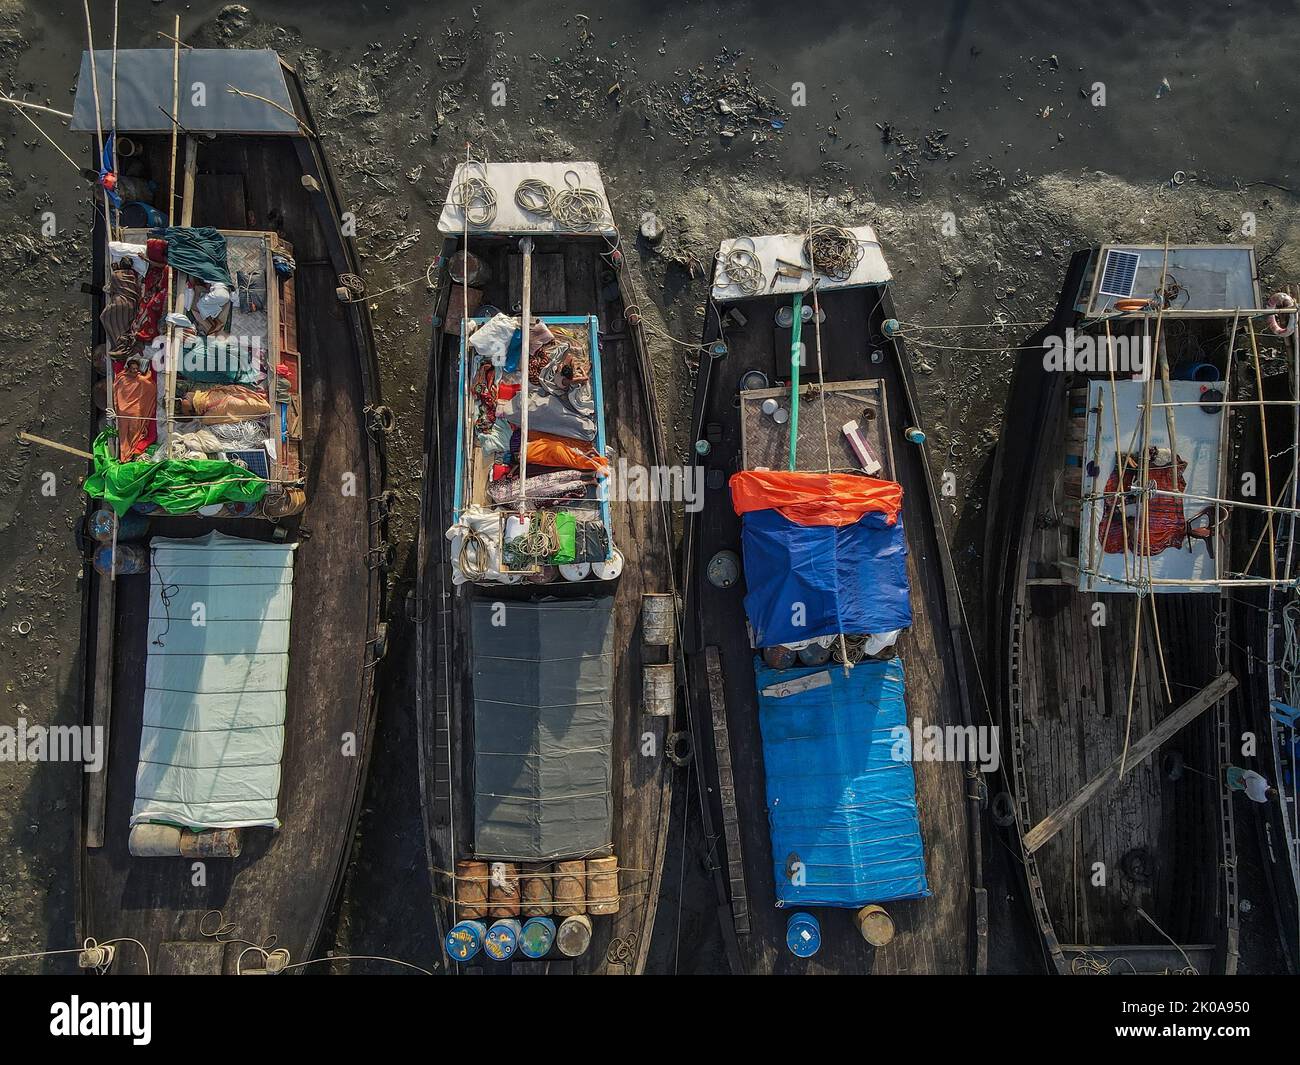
740;508;912;646
756;655;929;907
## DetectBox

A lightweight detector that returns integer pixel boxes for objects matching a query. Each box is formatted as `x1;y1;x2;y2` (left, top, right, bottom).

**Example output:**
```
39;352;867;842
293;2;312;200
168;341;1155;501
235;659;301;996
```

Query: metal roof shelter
71;48;300;135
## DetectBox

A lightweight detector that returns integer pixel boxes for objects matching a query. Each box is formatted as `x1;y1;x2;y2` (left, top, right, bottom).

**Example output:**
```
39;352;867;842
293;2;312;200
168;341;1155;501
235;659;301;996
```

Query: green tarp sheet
84;429;267;516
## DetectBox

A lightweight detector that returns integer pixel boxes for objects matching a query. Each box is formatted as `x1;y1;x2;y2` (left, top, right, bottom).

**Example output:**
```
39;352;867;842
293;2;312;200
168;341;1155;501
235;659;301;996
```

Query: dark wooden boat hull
415;233;674;974
683;280;984;974
985;251;1236;975
76;63;388;975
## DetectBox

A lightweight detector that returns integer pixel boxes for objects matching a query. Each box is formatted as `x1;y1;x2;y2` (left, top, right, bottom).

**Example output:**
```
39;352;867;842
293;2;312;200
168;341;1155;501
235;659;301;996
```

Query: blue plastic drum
484;918;521;961
518;917;556;959
786;911;822;958
444;919;487;962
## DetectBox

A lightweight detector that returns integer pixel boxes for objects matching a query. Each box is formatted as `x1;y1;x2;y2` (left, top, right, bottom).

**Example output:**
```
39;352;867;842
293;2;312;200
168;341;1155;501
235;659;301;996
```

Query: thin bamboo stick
1247;316;1278;584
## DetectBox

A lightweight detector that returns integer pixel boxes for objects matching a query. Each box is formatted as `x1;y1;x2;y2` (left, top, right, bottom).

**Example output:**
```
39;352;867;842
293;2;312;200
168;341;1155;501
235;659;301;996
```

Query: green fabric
549;511;577;564
153;225;233;286
84;429;268;516
180;334;261;385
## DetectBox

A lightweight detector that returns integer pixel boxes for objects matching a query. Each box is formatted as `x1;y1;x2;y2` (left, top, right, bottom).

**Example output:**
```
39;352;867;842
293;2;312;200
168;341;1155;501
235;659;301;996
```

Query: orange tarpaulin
729;469;903;527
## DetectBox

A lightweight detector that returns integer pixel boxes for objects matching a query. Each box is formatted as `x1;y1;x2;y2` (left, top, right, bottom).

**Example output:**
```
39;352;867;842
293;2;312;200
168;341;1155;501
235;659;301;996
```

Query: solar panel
226;449;270;480
1098;249;1141;299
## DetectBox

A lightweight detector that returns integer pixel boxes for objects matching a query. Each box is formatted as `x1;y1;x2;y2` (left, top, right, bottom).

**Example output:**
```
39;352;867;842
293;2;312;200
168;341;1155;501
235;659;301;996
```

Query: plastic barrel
88;509;148;542
856;904;896;946
518;917;556;959
556;914;593;958
444;920;487;962
484;918;521;961
93;542;147;576
786;912;822;958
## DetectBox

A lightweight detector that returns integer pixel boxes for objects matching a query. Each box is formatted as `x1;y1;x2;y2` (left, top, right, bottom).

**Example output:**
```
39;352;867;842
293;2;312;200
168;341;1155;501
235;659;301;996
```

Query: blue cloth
740;508;911;647
504;328;524;372
756;655;929;907
100;131;121;208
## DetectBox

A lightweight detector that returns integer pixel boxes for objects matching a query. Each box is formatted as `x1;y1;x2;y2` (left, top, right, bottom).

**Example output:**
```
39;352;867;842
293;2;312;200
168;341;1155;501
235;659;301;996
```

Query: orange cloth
729;470;903;526
184;384;272;423
114;367;158;459
525;430;608;472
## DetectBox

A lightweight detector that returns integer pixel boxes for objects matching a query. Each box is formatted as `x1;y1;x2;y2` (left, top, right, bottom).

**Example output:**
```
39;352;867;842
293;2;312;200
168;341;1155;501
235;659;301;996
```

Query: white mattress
131;531;295;831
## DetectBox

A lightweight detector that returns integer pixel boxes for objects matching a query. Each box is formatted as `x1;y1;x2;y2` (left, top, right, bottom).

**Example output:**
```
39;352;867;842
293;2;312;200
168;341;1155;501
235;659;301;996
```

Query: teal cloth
152;225;233;286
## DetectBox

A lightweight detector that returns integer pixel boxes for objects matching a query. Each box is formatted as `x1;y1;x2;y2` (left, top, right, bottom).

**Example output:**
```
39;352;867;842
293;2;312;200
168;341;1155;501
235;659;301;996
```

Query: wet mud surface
1;0;1297;972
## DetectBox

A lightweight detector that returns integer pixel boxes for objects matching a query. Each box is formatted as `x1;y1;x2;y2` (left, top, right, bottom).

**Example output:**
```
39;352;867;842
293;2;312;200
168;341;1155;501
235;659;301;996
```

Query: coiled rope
714;236;765;295
802;224;864;282
513;170;607;229
449;159;498;228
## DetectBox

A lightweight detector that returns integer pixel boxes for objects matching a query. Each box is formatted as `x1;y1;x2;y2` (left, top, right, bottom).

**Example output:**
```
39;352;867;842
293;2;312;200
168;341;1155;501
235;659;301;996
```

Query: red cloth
131;262;170;347
1098;448;1189;555
729;470;903;527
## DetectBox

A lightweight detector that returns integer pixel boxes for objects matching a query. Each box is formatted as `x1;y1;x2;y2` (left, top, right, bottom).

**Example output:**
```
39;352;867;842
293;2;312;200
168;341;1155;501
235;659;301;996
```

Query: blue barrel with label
786;911;822;958
484;918;520;961
518;916;556;959
445;919;487;962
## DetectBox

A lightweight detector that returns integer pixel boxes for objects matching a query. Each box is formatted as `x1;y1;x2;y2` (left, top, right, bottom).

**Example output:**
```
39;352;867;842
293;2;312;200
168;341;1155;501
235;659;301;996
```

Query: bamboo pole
1247;316;1277;584
517;234;533;512
1286;299;1299;583
0;94;72;119
1103;320;1131;583
160;16;183;465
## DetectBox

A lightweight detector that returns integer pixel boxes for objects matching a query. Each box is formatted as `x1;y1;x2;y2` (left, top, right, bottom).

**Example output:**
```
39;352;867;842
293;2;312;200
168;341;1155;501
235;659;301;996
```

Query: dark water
2;0;1298;973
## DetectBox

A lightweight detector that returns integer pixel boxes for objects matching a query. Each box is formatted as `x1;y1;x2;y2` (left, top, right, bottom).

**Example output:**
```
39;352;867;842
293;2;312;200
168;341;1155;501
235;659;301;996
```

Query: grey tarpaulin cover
71;49;299;135
471;597;614;860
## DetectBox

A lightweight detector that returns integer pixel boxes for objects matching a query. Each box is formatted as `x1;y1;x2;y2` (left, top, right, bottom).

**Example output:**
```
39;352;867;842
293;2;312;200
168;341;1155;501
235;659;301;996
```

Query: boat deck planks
687;286;976;973
79;126;384;974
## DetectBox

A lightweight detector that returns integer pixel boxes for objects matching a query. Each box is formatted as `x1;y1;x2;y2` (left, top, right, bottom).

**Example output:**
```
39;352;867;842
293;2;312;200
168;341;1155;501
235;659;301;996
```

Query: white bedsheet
131;531;295;831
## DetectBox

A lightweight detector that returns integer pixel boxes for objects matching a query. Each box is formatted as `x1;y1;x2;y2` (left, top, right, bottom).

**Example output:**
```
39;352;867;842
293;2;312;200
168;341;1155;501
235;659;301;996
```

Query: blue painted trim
587;314;613;559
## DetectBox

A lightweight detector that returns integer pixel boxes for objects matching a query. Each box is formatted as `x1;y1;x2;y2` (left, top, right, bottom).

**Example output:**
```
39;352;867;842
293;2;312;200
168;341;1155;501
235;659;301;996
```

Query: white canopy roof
711;225;892;302
437;161;616;238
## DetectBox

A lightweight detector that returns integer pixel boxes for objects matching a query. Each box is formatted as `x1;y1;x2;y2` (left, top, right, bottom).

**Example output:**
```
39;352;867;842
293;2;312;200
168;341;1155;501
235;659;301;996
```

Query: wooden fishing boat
71;46;388;974
1230;284;1300;973
414;161;675;973
986;244;1271;975
682;226;985;973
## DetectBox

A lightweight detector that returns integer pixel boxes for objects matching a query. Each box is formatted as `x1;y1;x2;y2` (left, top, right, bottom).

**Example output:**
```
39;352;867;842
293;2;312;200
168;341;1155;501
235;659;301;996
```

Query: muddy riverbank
1;0;1297;972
